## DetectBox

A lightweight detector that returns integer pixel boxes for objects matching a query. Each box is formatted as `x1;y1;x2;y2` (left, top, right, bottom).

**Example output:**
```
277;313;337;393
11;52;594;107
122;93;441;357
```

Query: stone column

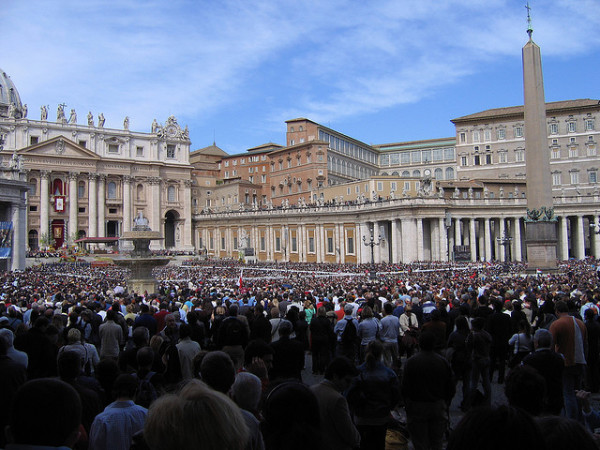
68;172;78;241
416;218;424;261
267;225;273;261
592;216;600;258
97;175;106;238
88;174;98;237
469;218;477;262
40;171;50;242
182;179;192;251
11;203;26;270
498;218;506;262
439;217;448;262
391;220;399;263
575;215;585;260
514;217;523;262
148;177;161;238
484;218;492;261
123;176;132;233
560;216;570;260
431;219;439;261
454;218;462;246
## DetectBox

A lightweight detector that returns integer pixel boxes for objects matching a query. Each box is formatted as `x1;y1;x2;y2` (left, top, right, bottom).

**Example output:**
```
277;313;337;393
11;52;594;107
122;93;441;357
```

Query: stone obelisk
523;5;558;271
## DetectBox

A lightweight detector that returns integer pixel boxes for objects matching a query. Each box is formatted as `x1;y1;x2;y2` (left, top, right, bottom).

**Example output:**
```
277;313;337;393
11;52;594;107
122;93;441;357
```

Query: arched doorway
164;210;179;248
51;219;65;248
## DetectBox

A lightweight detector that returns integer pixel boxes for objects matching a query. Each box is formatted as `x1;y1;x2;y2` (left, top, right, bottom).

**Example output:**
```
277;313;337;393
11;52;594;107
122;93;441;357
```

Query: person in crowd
270;320;305;381
310;306;336;375
399;304;419;359
100;309;124;360
466;316;492;407
89;374;148;450
446;315;471;411
508;319;534;369
177;323;201;380
402;331;454;450
310;357;361;450
0;328;28;369
379;302;400;371
357;305;381;364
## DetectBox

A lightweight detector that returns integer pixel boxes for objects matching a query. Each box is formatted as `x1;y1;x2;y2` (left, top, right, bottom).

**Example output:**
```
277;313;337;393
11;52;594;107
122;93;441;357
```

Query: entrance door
51;219;65;248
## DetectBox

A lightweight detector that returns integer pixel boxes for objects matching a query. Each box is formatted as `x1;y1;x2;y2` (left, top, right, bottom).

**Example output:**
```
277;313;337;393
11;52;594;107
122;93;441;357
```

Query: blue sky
4;0;600;155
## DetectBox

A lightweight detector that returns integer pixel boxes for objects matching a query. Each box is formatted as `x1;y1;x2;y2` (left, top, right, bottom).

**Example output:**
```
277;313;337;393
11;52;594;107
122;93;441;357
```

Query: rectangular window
497;129;506;140
550;123;558;134
78;140;87;148
472;131;480;142
404;181;410;191
347;236;354;254
377;182;383;191
459;132;466;143
391;182;397;191
585;119;595;131
485;154;492;164
474;155;481;165
588;146;597;157
570;172;579;184
30;136;39;145
327;237;334;254
568;122;577;133
166;144;176;158
390;153;400;165
29;205;38;212
401;153;410;164
551;149;560;159
309;237;315;253
224;171;229;178
78;207;86;213
108;144;119;153
422;150;432;162
261;175;266;183
136;146;144;157
589;172;597;183
515;126;523;138
432;149;443;161
516;150;525;162
291;237;297;252
221;237;226;250
569;147;578;158
499;152;507;163
109;208;117;214
233;237;238;249
260;236;265;251
249;176;254;183
461;156;468;166
484;130;491;141
224;161;229;167
275;237;281;252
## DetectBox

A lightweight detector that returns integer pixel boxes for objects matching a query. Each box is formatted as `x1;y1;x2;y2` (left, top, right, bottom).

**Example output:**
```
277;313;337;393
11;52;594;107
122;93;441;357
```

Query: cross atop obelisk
522;1;558;271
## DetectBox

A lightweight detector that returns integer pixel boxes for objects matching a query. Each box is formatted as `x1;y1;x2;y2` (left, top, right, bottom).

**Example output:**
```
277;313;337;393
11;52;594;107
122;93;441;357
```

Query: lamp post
496;232;513;273
363;232;383;280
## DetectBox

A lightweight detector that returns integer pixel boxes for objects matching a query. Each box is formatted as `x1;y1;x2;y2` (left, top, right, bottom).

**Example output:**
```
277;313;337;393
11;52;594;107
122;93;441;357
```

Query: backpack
341;318;358;345
134;371;157;408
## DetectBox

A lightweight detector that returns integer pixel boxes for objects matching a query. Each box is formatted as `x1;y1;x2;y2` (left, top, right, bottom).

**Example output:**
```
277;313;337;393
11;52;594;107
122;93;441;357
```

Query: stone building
0;69;194;253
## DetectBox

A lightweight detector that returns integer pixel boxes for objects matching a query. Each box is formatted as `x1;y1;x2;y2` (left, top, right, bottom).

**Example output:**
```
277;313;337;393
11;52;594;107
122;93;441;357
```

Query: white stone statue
151;119;159;133
57;104;65;122
499;187;504;198
87;111;94;126
123;116;129;130
22;104;27;118
98;113;105;127
69;109;77;124
468;187;473;199
133;211;149;227
8;103;16;118
40;105;48;121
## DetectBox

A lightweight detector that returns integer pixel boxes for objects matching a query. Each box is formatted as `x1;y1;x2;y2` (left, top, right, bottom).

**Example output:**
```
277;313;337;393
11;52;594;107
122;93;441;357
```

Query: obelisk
523;4;558;271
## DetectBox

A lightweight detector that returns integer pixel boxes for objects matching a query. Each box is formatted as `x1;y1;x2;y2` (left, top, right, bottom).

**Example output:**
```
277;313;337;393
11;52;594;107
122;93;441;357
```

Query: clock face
424;169;431;176
166;125;177;137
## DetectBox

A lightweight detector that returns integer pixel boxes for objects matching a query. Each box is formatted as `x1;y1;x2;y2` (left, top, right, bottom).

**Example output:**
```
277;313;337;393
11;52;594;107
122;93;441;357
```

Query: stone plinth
525;221;558;272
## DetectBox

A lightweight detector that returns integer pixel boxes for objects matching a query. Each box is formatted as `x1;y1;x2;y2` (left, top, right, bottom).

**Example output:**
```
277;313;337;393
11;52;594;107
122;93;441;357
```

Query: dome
0;69;24;119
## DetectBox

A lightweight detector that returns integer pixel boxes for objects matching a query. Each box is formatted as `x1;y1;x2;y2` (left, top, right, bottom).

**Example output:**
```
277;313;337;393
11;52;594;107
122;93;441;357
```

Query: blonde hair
145;380;249;450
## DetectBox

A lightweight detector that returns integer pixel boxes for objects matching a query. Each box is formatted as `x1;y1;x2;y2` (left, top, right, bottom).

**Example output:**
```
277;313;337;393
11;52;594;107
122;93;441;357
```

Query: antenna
526;1;533;39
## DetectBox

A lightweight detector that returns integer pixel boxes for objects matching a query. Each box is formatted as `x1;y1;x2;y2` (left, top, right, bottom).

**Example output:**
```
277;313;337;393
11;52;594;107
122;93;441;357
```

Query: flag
237;269;243;288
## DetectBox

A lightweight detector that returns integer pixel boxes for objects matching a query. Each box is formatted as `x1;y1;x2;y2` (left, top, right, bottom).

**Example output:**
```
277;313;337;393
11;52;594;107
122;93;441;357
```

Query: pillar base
525;221;558;272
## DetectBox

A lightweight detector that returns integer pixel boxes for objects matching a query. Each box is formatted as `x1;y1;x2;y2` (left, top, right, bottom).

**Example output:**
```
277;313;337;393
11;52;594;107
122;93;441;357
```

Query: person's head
231;371;262;413
555;300;569;315
324;356;358;392
8;379;82;447
533;328;553;349
106;309;117;322
270;307;280;319
317;306;327;317
419;331;436;352
243;339;274;370
179;323;191;340
144;380;249;450
165;314;177;329
136;346;155;369
344;304;354;316
383;302;394;316
57;350;84;380
505;365;546;416
447;405;545;450
278;319;293;338
133;326;150;347
365;339;384;369
112;373;139;400
67;328;82;344
471;316;485;331
537;416;597;450
360;305;374;319
585;308;596;321
200;351;236;394
455;315;469;333
0;328;15;349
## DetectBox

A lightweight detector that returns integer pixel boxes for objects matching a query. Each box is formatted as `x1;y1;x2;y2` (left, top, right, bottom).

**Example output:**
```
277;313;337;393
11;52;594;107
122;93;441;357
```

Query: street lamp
496;232;513;272
363;232;383;280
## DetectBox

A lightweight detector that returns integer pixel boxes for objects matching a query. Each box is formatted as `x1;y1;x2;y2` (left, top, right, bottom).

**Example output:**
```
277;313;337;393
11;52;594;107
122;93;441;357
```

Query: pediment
18;136;101;160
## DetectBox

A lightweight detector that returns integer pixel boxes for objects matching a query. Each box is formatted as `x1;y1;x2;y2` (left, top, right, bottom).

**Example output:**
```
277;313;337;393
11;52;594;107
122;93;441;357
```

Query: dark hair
537;416;597;450
455;315;469;333
365;339;384;370
179;323;191;339
244;339;274;366
419;331;436;351
10;379;82;447
133;326;150;347
447;405;545;450
112;374;139;399
136;346;154;368
471;317;485;331
57;350;83;380
383;302;393;315
505;365;546;416
324;356;358;381
555;301;568;314
200;351;235;394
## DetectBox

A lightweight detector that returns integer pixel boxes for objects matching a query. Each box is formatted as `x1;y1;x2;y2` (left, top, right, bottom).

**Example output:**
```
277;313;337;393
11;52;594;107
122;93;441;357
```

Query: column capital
40;170;50;180
88;173;98;181
68;171;79;181
148;177;162;185
97;174;107;183
123;175;134;184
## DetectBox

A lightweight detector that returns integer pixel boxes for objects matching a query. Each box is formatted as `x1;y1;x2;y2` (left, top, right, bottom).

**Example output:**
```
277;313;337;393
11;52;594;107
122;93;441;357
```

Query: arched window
412;170;421;178
445;167;455;180
168;186;176;202
52;178;64;196
434;168;443;180
402;171;410;178
107;181;117;199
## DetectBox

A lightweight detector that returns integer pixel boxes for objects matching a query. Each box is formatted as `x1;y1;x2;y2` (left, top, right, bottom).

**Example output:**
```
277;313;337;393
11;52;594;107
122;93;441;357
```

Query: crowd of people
2;257;600;449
